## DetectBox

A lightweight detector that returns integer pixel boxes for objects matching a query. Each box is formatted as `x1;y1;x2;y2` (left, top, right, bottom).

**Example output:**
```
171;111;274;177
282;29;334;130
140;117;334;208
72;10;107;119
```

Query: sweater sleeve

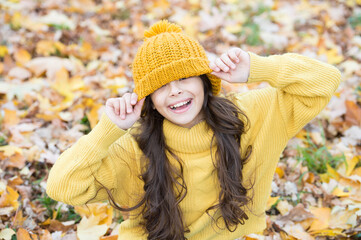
238;52;341;140
46;113;134;206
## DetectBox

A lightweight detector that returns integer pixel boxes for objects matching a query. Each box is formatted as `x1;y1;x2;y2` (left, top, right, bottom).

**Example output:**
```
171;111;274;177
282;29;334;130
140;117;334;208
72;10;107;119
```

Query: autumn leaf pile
0;0;361;239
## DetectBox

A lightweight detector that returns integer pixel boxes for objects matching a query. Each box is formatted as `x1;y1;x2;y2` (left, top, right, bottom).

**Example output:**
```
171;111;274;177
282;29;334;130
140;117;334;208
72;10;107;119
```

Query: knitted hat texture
132;20;221;100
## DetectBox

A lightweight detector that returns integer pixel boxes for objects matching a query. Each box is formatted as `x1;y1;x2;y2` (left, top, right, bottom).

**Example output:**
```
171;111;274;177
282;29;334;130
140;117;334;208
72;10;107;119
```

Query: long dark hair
102;74;253;239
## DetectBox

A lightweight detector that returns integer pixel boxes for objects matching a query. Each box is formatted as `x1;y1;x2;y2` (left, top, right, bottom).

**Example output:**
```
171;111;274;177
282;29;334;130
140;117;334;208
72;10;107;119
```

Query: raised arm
245;52;341;138
47;93;145;206
46;113;132;206
210;49;341;139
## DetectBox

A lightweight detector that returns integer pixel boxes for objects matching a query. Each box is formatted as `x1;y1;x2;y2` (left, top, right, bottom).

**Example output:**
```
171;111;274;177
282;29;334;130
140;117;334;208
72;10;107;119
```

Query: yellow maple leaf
308;207;331;232
0;186;19;210
75;202;113;226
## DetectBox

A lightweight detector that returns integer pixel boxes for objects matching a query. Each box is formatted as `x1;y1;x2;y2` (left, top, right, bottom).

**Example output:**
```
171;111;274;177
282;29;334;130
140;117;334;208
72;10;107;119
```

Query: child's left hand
209;47;250;83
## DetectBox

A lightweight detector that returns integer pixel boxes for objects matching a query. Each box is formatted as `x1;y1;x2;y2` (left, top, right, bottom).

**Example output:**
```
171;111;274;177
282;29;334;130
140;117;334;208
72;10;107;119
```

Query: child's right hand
105;93;145;130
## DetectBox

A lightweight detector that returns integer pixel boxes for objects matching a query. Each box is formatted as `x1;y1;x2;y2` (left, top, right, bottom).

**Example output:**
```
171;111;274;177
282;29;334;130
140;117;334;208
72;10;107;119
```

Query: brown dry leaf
8;176;24;187
16;228;32;240
279;204;314;222
345;100;361;126
7;152;26;169
308;207;331;232
12;209;26;228
48;219;74;232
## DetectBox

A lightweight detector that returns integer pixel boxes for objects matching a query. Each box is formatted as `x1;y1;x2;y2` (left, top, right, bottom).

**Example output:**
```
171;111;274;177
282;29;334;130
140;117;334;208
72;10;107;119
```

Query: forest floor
0;0;361;239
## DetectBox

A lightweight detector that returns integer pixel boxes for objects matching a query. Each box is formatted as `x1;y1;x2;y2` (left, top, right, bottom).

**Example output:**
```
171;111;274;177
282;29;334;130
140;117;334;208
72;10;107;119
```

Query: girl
46;20;341;240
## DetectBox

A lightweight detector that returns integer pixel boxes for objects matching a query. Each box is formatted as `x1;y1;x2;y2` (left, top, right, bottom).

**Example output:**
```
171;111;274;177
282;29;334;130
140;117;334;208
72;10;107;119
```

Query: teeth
170;100;190;109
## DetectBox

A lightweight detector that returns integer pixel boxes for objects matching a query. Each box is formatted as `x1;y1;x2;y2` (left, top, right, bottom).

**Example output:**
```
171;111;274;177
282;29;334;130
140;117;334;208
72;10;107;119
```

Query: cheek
150;92;165;110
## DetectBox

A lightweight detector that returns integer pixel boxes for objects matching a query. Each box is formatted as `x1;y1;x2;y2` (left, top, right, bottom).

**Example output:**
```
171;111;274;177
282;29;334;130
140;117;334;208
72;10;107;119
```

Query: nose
168;81;182;96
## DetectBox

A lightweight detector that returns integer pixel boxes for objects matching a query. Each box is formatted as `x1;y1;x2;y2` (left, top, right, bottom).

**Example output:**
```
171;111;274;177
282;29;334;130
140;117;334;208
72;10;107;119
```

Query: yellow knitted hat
132;20;221;100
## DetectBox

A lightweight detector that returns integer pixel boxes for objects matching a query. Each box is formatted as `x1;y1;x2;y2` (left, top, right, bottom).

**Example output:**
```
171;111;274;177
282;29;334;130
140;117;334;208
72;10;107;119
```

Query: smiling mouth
169;99;192;110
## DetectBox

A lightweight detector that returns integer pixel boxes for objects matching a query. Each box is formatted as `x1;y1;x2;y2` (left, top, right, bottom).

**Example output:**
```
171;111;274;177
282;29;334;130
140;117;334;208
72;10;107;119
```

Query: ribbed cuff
87;113;127;150
247;52;282;86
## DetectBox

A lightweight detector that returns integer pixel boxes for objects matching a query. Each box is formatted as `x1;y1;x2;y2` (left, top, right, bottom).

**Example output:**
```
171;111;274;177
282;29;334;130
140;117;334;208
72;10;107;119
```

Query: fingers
106;93;140;120
134;98;145;116
228;48;240;63
209;47;241;72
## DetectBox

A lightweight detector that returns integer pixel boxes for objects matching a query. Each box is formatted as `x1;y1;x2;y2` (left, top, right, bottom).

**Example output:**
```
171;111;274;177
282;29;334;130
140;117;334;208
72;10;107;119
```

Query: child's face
150;76;205;128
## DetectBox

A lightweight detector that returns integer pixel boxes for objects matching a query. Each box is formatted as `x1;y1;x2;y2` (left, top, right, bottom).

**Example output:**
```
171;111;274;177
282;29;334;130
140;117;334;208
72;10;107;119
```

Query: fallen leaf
0;145;23;157
0;228;16;240
345;100;361;126
0;45;8;57
16;228;32;240
3;109;20;126
0;186;20;209
75;202;113;226
267;196;279;211
77;215;109;240
48;219;74;232
7;152;26;169
14;49;31;66
308;207;331;231
280;204;314;222
337;156;360;177
7;66;32;80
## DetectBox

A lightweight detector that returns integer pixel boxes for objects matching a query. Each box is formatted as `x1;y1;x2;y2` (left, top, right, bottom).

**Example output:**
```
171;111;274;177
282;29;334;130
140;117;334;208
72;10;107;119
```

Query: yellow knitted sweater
46;52;341;239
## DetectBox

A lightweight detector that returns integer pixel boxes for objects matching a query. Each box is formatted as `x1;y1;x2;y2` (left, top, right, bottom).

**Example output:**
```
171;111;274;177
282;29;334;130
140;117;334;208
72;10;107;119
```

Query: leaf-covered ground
0;0;361;239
